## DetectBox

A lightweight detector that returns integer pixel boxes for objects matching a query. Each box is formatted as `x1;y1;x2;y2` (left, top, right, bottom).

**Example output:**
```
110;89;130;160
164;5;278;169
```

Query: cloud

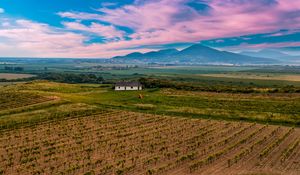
0;19;153;58
62;22;125;40
220;42;300;53
2;0;300;58
201;28;300;50
0;8;4;13
58;0;300;50
57;12;102;21
0;20;86;57
101;2;119;7
0;20;85;47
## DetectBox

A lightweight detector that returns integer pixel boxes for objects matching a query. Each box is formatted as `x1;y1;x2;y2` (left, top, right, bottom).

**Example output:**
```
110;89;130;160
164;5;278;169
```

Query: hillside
112;44;276;64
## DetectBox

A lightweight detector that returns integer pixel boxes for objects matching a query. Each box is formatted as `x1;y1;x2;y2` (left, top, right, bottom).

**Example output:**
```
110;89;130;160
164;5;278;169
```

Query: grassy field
0;81;299;128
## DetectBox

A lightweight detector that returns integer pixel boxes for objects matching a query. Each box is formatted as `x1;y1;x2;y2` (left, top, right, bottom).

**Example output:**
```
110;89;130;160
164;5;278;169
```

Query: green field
0;81;299;129
0;61;299;128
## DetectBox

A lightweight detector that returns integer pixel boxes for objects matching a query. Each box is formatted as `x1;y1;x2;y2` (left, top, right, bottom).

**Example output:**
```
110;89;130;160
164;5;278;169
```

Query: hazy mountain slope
240;49;290;59
112;44;276;64
240;49;300;63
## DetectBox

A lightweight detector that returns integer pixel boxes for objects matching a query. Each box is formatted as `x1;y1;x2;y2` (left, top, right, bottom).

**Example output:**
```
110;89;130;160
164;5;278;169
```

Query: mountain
113;49;179;62
113;52;144;59
144;49;179;57
112;44;276;64
142;49;179;62
240;49;290;59
174;44;274;64
240;49;300;63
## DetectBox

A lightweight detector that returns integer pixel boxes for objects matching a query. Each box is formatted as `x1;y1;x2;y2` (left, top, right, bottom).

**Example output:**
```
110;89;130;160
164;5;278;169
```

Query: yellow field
0;73;35;80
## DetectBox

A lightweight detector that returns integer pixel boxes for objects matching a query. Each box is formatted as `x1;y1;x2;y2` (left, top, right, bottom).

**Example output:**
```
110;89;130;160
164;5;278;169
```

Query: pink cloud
0;19;154;58
0;20;86;55
2;0;300;58
63;22;125;40
58;0;300;49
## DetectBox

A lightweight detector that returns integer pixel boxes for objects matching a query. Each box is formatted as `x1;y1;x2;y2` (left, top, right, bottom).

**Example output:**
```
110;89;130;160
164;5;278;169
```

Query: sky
0;0;300;58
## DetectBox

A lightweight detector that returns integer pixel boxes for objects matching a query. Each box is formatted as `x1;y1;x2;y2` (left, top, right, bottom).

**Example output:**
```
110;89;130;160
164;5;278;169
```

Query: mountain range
239;49;300;63
112;44;276;64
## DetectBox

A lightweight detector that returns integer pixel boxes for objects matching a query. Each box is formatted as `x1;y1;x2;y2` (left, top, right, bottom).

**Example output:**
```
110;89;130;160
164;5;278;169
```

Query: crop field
0;91;56;112
201;73;300;82
0;73;35;80
0;110;299;175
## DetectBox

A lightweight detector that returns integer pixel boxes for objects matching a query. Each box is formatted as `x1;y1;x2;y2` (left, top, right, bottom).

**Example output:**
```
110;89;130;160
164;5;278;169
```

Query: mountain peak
184;44;212;50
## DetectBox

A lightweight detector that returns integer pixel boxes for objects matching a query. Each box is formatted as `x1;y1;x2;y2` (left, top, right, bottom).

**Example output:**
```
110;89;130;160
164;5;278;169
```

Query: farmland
0;91;55;111
1;81;299;127
0;74;299;174
201;73;300;82
0;73;35;80
0;110;299;175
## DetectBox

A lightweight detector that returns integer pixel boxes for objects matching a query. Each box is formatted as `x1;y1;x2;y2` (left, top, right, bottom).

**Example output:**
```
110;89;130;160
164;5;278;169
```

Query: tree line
0;72;105;84
38;73;104;84
138;77;300;93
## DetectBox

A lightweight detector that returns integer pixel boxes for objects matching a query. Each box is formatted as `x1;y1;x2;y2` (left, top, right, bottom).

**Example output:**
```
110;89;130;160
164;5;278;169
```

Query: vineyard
0;110;299;175
0;91;56;111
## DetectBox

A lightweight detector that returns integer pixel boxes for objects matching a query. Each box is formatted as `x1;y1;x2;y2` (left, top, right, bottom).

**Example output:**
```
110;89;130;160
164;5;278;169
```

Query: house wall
128;86;139;90
115;86;142;91
115;86;126;91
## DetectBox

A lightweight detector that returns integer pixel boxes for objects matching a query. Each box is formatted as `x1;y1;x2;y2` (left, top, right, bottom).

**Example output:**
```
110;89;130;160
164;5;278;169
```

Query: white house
115;82;142;91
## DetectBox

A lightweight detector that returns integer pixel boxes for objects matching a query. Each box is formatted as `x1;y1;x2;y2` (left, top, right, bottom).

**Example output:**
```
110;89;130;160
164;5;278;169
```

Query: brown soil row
0;111;299;175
